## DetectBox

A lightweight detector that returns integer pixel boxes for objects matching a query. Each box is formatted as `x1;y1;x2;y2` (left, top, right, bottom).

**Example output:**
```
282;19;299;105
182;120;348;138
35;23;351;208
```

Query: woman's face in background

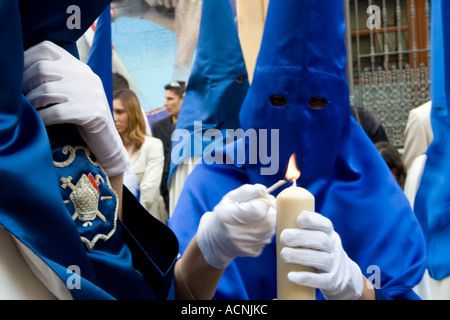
113;98;129;136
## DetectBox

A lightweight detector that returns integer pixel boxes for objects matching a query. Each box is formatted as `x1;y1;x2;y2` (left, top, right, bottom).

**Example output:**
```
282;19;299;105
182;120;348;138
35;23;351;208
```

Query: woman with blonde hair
113;88;168;223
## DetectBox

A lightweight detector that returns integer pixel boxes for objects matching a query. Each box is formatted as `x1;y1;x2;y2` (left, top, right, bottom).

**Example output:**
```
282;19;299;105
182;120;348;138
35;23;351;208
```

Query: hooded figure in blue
168;0;249;181
414;0;450;281
168;0;427;299
0;0;177;299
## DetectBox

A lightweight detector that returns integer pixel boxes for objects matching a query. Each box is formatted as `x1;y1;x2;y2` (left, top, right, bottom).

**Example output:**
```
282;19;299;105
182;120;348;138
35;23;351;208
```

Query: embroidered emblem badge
53;145;118;250
60;173;109;227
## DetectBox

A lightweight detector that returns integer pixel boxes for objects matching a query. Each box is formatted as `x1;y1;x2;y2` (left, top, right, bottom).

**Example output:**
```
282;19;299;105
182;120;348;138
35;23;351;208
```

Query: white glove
196;184;276;269
280;210;364;300
23;40;129;177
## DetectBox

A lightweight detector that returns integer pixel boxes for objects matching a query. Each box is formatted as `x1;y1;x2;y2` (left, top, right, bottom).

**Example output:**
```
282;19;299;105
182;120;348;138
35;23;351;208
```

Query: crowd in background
115;72;426;228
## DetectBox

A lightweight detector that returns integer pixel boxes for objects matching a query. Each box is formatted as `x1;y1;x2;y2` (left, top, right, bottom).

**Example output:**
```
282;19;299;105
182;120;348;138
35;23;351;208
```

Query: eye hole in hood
269;95;288;107
308;97;328;109
236;75;246;83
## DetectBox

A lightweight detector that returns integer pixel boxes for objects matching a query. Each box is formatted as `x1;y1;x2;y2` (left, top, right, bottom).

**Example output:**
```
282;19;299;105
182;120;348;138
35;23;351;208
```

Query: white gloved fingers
23;61;63;94
23;45;93;106
263;205;277;233
280;247;334;272
297;210;334;235
218;184;275;225
24;41;93;83
23;40;62;71
287;270;332;290
244;205;276;244
197;184;277;269
23;55;92;96
219;198;276;242
23;73;63;98
283;225;364;300
225;184;268;203
83;138;129;177
256;195;276;210
220;196;274;225
25;79;71;111
280;227;333;253
26;94;70;114
279;210;365;300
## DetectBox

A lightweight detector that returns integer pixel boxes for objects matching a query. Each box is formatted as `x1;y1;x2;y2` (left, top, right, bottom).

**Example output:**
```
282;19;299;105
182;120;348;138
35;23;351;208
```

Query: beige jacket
128;136;167;223
403;101;433;171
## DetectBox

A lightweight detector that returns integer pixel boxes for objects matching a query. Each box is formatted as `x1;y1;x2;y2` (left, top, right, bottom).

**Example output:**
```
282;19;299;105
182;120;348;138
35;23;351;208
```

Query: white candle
276;155;316;300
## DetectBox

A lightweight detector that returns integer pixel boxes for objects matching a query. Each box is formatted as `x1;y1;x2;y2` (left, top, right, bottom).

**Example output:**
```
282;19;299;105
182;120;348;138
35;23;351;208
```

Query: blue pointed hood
168;0;249;180
414;0;450;280
237;0;427;298
240;1;350;186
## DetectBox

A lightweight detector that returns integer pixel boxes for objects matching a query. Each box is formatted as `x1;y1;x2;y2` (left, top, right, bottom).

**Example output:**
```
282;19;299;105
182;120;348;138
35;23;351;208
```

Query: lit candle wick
292;178;297;187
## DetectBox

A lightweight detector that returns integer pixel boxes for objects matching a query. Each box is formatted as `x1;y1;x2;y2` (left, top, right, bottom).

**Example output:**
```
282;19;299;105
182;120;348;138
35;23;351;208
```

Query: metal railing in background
345;0;431;147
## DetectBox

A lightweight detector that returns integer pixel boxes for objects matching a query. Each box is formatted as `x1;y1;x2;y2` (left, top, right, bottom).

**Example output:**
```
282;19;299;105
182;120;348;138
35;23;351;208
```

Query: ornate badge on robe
52;144;118;251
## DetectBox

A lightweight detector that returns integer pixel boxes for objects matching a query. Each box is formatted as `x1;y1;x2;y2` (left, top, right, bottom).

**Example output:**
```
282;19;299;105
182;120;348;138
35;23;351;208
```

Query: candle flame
285;154;301;181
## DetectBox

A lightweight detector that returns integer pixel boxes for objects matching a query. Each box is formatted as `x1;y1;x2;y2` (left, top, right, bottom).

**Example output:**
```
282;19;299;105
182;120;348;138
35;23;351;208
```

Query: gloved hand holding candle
270;154;364;300
280;210;364;300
